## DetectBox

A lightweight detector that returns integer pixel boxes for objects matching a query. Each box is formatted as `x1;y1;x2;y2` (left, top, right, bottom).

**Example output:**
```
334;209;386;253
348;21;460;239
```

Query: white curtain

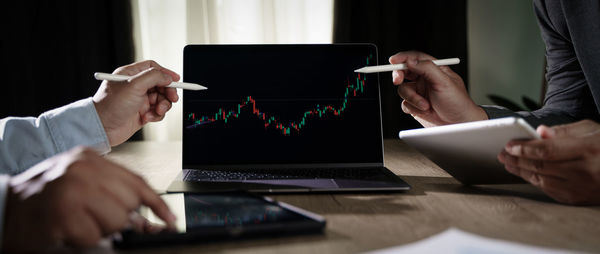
132;0;334;141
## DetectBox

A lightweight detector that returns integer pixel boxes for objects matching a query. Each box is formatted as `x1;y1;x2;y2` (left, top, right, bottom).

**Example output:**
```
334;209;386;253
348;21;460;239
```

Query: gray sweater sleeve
482;0;600;128
481;105;577;128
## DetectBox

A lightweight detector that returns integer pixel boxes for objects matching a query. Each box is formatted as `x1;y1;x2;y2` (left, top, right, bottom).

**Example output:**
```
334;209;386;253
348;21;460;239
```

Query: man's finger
390;51;437;86
85;192;129;235
397;83;429;111
154;94;172;116
143;110;166;123
406;60;452;88
100;177;141;210
120;170;176;228
165;87;179;102
389;51;435;64
128;212;148;233
392;70;405;85
540;120;600;139
504;164;565;189
535;174;573;203
156;87;179;103
505;137;587;160
401;100;428;116
63;212;102;248
129;68;173;93
135;182;176;229
88;157;148;210
148;91;158;105
126;60;165;75
117;60;180;81
498;151;573;179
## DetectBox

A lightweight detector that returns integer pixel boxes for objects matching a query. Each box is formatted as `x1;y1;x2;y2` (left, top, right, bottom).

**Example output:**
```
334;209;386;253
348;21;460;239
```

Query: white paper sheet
366;228;586;254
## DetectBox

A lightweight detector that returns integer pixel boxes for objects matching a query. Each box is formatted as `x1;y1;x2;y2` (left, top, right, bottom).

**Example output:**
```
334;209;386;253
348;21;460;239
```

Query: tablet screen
137;192;323;234
114;192;325;248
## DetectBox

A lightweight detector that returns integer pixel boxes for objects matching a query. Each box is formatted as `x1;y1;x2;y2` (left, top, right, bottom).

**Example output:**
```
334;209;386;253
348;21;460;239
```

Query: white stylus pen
354;58;460;73
94;72;207;91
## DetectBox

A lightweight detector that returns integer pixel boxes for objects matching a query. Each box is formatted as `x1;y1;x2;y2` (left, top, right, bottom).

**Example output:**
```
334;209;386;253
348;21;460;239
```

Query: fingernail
409;59;418;66
506;144;521;155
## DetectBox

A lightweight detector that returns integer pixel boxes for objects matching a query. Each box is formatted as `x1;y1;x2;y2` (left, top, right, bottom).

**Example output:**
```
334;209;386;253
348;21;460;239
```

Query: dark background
334;0;469;137
1;0;468;139
0;0;138;138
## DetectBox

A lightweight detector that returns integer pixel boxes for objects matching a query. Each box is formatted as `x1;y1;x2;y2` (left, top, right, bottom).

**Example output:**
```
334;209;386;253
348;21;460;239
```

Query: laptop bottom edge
166;167;411;194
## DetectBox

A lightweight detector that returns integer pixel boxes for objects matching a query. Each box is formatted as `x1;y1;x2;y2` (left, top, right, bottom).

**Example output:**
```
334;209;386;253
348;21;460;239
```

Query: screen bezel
182;44;385;170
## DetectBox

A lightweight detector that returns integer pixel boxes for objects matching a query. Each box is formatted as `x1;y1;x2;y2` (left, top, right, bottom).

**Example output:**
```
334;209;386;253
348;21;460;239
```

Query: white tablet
399;117;540;185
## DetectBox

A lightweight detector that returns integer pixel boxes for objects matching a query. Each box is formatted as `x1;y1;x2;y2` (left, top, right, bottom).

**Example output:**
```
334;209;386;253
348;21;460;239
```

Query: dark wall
333;0;468;138
0;1;134;119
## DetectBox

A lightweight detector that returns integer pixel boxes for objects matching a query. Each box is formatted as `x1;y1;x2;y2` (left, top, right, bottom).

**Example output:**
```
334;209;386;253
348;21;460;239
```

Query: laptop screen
183;44;383;168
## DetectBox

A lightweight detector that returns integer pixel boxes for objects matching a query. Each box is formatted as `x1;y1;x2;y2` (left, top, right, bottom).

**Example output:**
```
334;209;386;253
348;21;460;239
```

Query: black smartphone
113;191;326;249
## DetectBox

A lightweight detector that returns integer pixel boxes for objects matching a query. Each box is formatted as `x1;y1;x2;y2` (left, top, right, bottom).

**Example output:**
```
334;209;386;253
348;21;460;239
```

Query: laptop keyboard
184;167;388;181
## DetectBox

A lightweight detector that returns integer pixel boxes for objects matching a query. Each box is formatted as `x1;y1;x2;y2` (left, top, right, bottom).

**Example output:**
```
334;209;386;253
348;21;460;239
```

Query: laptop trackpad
243;179;339;189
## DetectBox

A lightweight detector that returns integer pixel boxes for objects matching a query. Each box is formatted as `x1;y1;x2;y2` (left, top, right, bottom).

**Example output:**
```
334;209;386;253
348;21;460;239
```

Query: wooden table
104;140;600;253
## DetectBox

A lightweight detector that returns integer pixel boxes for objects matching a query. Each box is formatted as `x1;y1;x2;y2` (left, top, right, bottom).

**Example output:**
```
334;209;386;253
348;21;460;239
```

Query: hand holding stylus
389;51;487;127
92;60;181;146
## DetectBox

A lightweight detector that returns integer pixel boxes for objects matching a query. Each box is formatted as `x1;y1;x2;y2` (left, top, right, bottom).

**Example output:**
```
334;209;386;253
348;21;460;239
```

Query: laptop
167;44;410;193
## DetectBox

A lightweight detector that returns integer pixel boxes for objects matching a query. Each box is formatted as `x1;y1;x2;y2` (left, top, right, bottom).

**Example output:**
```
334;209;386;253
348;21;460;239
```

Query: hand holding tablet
400;117;540;185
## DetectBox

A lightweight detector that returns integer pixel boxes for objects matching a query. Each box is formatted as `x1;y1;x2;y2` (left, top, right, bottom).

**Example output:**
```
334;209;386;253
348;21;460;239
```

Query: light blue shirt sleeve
0;97;111;248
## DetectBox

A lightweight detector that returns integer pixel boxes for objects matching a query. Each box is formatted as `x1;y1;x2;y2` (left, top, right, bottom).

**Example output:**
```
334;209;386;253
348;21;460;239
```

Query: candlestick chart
184;194;301;228
188;206;284;226
185;55;372;136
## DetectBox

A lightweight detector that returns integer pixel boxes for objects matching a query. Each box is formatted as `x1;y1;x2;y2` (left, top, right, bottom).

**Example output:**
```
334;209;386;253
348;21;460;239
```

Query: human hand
2;146;176;251
498;120;600;205
389;51;487;127
93;60;180;146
